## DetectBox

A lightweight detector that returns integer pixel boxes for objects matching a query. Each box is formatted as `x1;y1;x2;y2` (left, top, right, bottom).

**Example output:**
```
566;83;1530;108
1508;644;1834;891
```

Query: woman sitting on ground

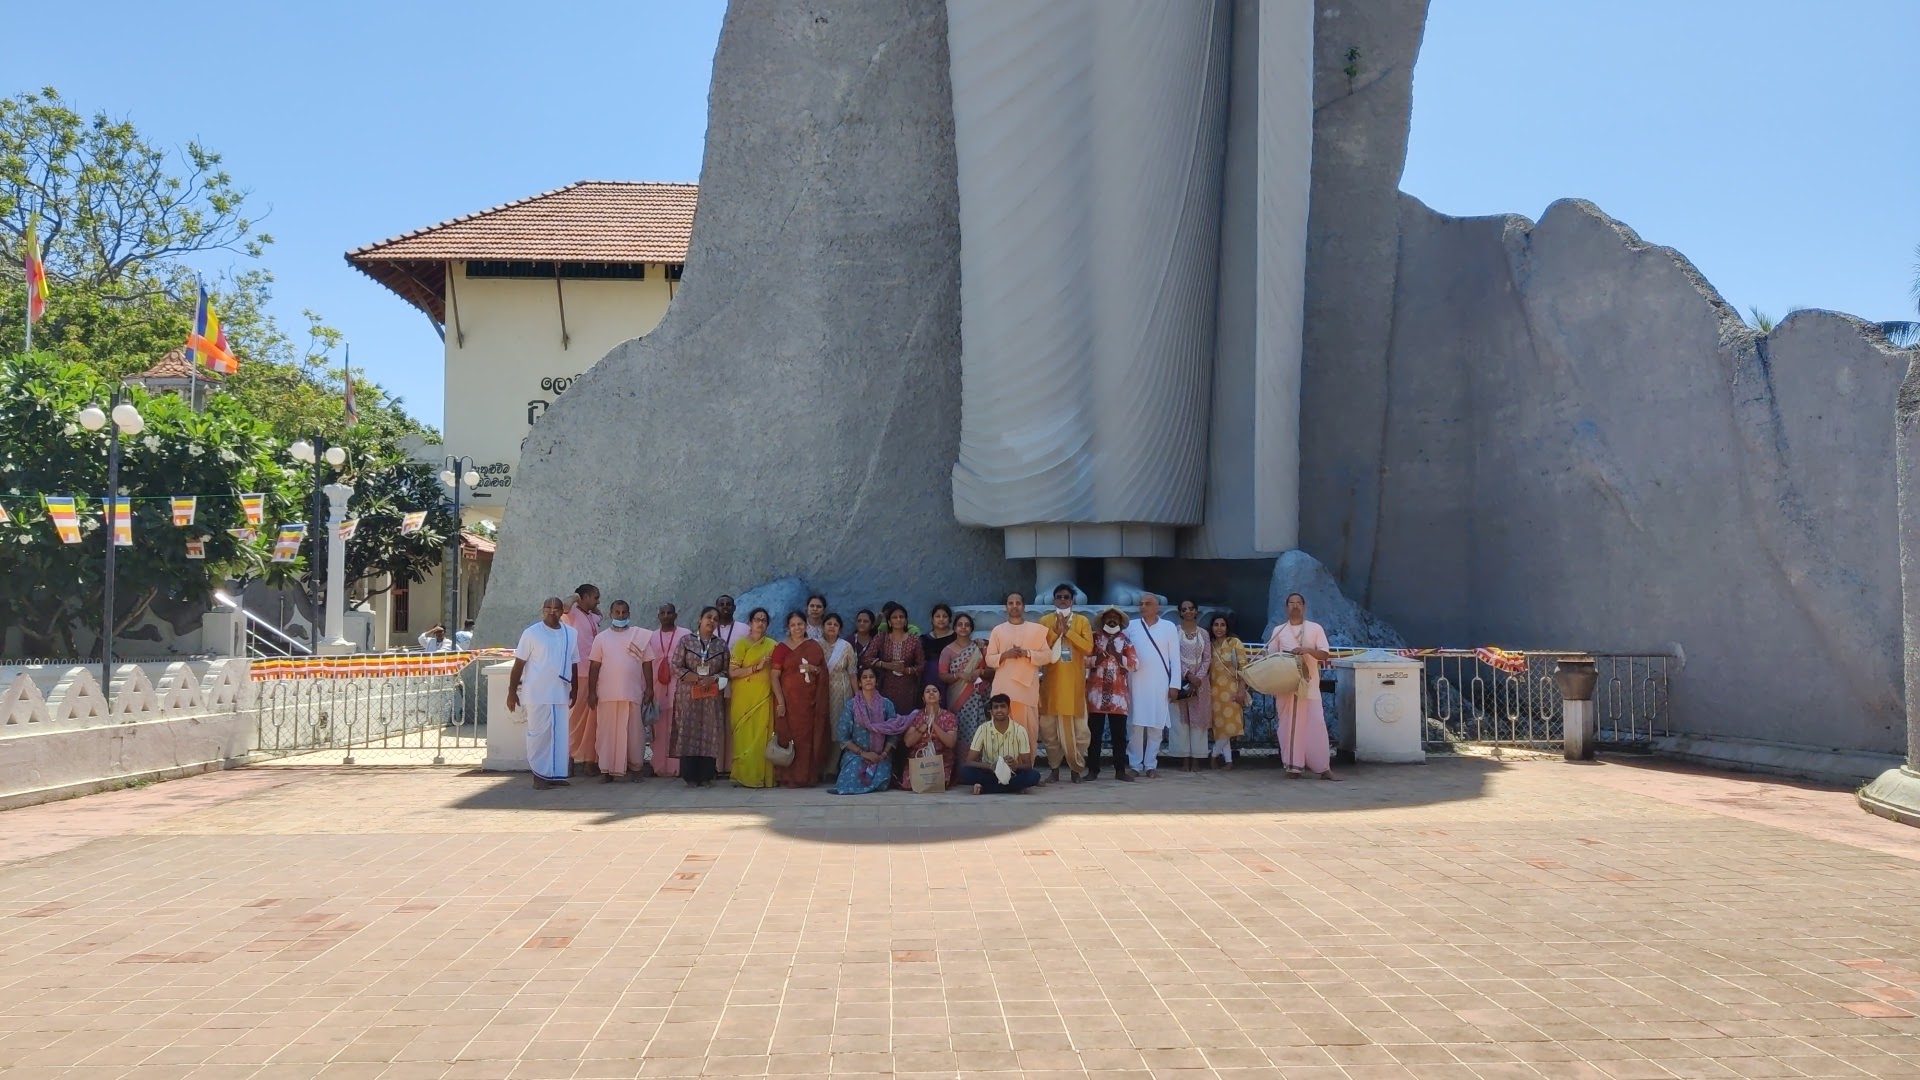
900;682;959;787
833;667;911;794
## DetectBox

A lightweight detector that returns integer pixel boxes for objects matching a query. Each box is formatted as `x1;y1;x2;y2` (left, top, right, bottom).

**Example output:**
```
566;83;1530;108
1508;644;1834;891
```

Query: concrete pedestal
481;662;527;772
1861;766;1920;827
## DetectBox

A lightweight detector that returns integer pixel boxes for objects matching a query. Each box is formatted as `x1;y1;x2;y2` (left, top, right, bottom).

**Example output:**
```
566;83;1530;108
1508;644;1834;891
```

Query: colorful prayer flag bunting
270;523;307;563
185;282;239;375
102;498;132;546
227;526;256;542
400;510;427;535
43;496;81;544
171;495;197;527
185;538;206;560
24;216;49;325
337;518;358;541
240;493;265;525
0;504;9;524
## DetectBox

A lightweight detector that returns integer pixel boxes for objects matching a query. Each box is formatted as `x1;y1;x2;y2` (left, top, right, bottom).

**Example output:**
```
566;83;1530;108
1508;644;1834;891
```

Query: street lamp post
288;437;347;652
439;456;481;636
75;390;145;693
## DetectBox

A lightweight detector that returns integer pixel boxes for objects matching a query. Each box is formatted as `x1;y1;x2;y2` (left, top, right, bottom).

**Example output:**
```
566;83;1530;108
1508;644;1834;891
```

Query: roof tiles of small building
132;348;224;383
344;181;697;320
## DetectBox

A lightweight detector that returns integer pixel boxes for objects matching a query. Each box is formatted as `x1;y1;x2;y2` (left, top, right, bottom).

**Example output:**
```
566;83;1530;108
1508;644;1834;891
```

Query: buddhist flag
171;496;197;527
102;498;132;546
185;282;239;375
337;518;358;541
185;538;206;560
400;510;427;535
227;526;256;542
239;493;265;525
43;496;81;544
271;523;306;563
0;504;9;524
24;216;48;325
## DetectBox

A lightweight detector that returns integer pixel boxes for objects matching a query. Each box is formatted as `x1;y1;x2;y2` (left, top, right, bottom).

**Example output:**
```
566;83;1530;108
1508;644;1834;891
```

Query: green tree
0;87;432;443
1882;243;1920;349
0;354;303;657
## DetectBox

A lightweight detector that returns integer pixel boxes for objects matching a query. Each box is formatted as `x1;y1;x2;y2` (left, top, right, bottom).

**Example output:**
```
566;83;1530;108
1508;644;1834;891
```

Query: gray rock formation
477;0;1020;643
735;577;811;626
1859;352;1920;823
1264;549;1405;648
1305;195;1909;758
1296;0;1430;590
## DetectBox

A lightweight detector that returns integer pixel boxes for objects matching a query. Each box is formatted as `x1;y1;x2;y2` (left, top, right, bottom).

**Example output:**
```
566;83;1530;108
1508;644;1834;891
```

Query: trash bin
1333;650;1425;764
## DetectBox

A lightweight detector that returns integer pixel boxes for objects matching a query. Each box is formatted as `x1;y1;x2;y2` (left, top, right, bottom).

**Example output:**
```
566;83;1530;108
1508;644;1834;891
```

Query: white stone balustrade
0;658;257;809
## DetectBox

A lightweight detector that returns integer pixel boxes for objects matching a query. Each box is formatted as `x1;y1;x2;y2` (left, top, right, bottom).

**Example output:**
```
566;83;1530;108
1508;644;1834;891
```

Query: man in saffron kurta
1037;584;1094;781
986;592;1057;752
563;585;602;773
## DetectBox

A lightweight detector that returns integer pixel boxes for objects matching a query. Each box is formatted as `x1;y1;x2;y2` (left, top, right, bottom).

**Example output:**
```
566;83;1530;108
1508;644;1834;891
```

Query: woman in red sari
771;611;829;788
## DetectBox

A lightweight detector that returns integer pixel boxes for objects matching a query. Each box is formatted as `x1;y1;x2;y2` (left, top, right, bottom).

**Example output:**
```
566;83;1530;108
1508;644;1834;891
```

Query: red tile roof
132;348;225;383
344;181;698;321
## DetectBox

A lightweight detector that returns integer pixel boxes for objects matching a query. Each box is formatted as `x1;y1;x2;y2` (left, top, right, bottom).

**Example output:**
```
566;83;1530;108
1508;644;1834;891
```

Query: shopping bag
908;753;946;794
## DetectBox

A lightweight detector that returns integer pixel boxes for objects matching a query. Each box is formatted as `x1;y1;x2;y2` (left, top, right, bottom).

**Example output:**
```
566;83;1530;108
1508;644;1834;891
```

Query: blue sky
15;1;1917;431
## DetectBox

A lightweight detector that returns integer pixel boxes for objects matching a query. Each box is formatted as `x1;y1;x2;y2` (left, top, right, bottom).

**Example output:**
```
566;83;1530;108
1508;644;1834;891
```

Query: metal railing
214;591;312;658
1238;647;1674;752
252;653;485;763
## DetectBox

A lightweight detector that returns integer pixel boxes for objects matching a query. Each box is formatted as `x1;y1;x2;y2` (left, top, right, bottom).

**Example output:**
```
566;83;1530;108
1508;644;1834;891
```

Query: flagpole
188;277;199;411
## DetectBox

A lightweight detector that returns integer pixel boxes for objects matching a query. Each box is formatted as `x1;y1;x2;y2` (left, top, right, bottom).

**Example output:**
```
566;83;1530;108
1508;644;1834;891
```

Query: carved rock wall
478;0;1021;643
1309;195;1909;755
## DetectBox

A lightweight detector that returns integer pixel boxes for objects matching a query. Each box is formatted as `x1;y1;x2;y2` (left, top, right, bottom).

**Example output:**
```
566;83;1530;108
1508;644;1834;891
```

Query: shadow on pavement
442;755;1507;844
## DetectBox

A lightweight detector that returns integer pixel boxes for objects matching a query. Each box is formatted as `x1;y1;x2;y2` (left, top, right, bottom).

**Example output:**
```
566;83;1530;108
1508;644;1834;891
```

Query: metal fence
252;654;488;764
1240;647;1674;753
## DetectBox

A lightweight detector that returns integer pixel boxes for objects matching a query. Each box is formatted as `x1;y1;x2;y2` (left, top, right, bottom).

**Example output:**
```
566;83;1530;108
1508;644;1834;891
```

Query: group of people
503;584;1340;796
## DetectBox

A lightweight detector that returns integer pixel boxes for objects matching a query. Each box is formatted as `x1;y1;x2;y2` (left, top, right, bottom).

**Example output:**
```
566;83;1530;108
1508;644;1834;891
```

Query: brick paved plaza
4;757;1920;1080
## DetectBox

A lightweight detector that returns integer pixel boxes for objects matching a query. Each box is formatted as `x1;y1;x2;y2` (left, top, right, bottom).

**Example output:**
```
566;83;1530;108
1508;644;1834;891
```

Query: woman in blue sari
834;667;912;794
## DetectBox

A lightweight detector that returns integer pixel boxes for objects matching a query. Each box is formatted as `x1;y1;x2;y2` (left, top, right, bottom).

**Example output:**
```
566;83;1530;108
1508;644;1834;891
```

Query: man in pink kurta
646;605;690;777
1266;591;1339;779
985;592;1058;751
564;585;601;771
587;600;650;779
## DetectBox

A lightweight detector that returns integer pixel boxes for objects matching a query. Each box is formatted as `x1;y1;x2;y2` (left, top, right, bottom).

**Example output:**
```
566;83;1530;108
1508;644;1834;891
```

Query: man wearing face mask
1037;583;1093;782
1084;606;1138;781
587;600;649;782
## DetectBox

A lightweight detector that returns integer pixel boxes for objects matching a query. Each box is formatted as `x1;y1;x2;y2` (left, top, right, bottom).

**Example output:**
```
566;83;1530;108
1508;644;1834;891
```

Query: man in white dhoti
508;597;578;789
1123;593;1179;778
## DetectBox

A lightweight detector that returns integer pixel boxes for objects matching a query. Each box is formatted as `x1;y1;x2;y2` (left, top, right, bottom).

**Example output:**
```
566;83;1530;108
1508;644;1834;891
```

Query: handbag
908;752;946;794
765;734;796;767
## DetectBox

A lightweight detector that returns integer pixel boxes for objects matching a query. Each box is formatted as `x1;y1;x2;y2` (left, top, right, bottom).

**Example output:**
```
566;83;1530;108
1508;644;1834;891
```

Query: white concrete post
482;661;528;772
320;483;355;655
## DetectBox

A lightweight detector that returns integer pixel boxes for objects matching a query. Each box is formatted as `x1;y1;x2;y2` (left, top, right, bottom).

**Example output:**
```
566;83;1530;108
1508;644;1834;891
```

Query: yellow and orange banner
399;510;427;535
185;538;206;560
43;496;80;544
250;652;476;680
337;518;358;541
227;526;256;542
240;493;265;525
270;523;306;563
171;496;197;526
102;498;132;546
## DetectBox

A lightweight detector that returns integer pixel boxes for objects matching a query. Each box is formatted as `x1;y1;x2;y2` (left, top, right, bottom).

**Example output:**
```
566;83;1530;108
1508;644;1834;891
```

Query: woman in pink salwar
645;603;690;778
1266;592;1340;780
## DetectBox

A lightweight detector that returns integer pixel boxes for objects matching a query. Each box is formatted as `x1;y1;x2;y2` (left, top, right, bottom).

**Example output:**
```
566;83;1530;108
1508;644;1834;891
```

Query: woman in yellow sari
728;607;779;788
1207;613;1250;770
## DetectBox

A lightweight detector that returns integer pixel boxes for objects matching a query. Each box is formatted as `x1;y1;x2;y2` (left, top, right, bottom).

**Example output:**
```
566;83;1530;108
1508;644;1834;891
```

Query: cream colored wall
442;262;676;519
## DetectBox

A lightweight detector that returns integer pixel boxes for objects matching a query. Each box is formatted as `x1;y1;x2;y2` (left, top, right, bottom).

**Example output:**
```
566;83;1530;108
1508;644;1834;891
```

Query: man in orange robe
986;592;1058;754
